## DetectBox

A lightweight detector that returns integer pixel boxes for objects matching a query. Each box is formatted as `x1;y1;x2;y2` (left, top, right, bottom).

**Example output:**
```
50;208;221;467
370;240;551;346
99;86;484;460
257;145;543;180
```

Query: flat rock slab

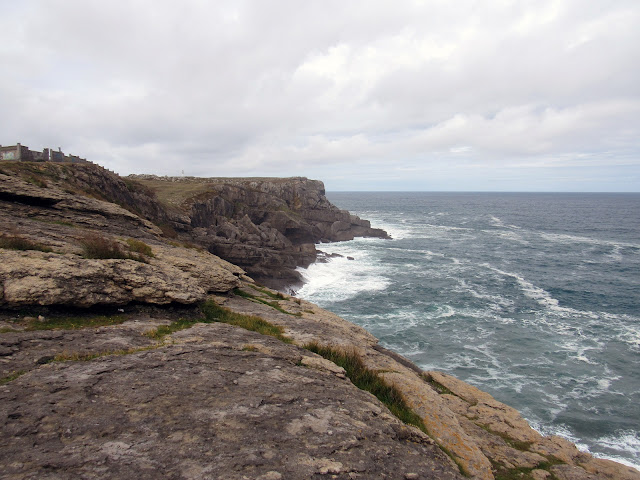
0;318;170;379
1;323;463;480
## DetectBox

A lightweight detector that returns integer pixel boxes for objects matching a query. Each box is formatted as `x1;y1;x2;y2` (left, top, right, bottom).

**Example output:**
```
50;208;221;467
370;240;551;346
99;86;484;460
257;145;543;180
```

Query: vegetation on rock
0;234;53;253
304;342;426;433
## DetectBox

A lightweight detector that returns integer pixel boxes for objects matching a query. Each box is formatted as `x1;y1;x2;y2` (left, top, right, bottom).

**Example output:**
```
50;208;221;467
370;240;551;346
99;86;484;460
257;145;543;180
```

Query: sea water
296;192;640;469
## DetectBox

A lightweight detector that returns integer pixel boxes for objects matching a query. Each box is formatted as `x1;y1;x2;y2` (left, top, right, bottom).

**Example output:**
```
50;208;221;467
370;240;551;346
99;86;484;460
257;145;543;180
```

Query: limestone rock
0;249;240;307
0;323;464;480
428;370;542;444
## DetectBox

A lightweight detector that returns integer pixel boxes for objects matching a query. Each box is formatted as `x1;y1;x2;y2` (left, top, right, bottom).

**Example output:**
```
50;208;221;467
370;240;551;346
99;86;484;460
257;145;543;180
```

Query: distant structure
0;143;88;164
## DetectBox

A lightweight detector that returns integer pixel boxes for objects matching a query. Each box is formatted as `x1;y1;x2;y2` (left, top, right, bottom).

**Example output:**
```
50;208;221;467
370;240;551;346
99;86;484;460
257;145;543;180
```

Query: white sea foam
296;247;390;304
594;432;640;470
482;264;603;320
482;264;561;309
538;231;640;251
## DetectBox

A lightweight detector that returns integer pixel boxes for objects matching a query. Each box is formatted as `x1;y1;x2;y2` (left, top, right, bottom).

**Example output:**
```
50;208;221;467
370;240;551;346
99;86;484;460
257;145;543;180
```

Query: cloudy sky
1;1;639;191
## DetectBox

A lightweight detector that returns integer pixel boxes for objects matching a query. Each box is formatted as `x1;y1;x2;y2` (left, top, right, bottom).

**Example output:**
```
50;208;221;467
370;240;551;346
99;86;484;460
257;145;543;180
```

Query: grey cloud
1;0;639;190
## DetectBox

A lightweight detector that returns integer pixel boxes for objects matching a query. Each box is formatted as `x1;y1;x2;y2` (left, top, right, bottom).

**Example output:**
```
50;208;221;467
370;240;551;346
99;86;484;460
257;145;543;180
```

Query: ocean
296;192;640;470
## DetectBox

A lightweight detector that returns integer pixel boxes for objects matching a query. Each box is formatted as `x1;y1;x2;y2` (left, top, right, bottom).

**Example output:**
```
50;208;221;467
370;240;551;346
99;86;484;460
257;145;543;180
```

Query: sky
1;1;639;191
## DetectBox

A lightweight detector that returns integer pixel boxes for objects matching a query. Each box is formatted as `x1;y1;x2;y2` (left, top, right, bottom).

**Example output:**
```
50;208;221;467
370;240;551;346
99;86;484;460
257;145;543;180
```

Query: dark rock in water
316;250;344;263
347;256;355;260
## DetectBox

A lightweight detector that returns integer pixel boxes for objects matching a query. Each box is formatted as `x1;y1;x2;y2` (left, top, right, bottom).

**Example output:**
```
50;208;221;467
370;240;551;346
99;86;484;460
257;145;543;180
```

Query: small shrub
80;234;128;259
125;238;154;257
26;176;48;188
79;234;148;262
0;234;53;252
157;222;178;239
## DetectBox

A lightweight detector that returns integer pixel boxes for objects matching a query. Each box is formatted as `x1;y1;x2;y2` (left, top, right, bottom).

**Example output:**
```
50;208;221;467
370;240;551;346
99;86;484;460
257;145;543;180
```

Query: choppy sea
296;192;640;469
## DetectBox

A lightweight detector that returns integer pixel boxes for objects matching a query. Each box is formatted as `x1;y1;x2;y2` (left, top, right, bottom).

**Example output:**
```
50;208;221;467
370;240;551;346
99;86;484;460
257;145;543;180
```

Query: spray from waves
595;431;640;470
296;243;390;303
530;422;640;471
537;231;640;251
480;263;602;319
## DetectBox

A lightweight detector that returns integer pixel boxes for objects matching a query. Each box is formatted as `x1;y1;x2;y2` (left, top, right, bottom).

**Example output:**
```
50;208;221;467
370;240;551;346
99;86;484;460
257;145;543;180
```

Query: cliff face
130;175;389;288
1;162;638;480
0;162;245;308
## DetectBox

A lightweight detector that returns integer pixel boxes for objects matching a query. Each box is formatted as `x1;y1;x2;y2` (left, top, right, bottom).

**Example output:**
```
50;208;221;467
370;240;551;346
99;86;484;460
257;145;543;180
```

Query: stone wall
0;143;86;163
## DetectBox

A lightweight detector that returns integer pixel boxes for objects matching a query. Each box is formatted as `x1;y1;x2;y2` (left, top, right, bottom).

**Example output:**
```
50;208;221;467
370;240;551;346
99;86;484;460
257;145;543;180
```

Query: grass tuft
24;315;126;331
80;234;128;259
79;234;148;262
423;375;456;396
125;238;154;257
144;317;199;339
303;342;425;431
234;288;301;316
201;300;292;342
0;370;26;385
249;284;286;300
53;345;159;362
144;301;292;344
0;234;53;252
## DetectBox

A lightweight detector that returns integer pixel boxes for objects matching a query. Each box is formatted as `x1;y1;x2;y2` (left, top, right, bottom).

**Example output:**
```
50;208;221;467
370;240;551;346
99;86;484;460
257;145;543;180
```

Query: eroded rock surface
215;288;640;480
0;165;244;307
0;322;462;480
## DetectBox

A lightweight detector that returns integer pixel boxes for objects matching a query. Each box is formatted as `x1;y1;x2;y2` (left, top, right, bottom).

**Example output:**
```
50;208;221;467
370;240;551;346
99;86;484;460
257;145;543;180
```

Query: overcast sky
1;1;639;191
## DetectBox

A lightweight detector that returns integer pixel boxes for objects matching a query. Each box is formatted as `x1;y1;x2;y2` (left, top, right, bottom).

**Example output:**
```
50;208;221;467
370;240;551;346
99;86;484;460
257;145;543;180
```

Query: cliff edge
130;174;389;289
1;161;638;480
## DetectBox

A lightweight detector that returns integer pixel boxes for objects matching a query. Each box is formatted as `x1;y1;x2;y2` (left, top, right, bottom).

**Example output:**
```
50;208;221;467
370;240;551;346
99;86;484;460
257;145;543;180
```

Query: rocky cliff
1;161;638;480
129;175;389;288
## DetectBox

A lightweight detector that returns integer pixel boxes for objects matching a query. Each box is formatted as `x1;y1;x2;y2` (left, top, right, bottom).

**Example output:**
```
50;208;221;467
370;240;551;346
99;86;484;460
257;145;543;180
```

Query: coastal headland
1;161;638;479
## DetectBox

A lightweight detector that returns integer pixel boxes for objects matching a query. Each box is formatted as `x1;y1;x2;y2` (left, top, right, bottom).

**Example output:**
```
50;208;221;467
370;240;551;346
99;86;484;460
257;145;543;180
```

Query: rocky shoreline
1;161;639;479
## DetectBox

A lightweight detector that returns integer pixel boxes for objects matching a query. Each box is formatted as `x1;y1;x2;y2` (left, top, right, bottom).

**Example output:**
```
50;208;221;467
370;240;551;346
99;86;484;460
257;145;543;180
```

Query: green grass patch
125;238;154;257
31;217;76;227
0;370;26;385
0;327;19;333
492;458;562;480
79;234;148;262
24;315;126;331
233;288;301;316
477;423;534;452
26;175;48;188
0;234;53;252
53;345;159;362
303;342;425;431
201;300;292;343
144;301;292;344
144;317;200;340
423;375;456;396
248;284;286;300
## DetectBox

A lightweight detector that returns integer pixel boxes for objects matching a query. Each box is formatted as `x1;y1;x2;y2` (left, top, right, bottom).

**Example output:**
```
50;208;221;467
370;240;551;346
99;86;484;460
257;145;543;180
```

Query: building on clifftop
0;143;87;164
